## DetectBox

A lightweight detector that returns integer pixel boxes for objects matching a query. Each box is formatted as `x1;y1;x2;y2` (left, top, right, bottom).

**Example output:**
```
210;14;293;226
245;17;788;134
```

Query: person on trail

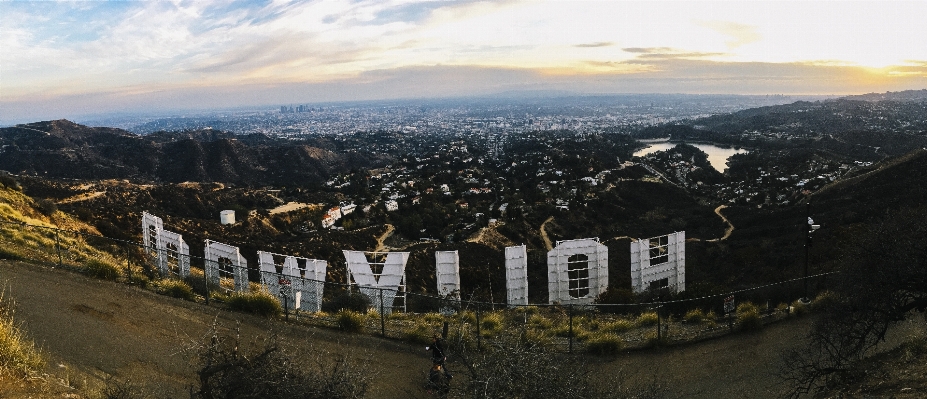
426;333;452;380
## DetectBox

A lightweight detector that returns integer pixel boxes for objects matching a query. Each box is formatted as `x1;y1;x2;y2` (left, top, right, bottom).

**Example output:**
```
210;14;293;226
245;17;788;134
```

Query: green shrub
684;308;708;323
35;198;57;215
0;174;21;191
636;311;659;327
184;274;208;297
402;321;434;345
422;312;445;323
153;279;195;301
227;291;282;317
456;310;477;325
736;302;762;331
479;312;504;335
585;332;624;355
336;310;365;333
528;314;552;329
84;259;121;281
520;329;554;349
601;318;635;333
552;322;590;341
322;291;370;313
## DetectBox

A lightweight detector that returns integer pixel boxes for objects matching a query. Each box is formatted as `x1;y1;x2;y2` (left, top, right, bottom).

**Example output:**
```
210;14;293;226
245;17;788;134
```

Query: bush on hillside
636;311;659;327
322;291;371;313
736;302;762;331
336;310;365;333
585;332;624;355
226;291;282;317
192;327;368;399
35;198;57;216
153;279;195;301
84;259;121;281
0;174;21;191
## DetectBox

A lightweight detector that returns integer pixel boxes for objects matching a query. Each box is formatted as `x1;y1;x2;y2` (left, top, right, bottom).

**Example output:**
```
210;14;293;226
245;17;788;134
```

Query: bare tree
446;335;670;399
190;324;369;399
780;206;927;397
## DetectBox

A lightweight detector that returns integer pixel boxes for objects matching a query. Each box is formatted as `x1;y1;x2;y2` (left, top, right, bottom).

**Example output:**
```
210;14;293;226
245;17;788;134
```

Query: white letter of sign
343;250;408;314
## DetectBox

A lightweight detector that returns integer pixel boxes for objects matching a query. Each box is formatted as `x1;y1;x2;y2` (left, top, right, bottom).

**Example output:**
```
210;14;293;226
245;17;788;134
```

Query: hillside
635;97;927;160
0;120;388;186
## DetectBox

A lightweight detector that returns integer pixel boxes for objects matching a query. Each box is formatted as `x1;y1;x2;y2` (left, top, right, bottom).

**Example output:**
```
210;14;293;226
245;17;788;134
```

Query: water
633;141;748;172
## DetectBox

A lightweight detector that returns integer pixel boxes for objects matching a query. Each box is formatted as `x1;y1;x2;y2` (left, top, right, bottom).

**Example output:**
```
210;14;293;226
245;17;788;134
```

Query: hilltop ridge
0;120;383;185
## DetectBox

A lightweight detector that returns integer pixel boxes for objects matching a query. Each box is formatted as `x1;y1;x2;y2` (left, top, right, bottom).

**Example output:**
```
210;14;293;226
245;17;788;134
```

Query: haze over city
2;0;926;124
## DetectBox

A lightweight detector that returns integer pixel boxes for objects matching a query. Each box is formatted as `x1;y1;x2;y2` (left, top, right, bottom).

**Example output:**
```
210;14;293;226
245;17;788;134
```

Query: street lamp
803;202;820;302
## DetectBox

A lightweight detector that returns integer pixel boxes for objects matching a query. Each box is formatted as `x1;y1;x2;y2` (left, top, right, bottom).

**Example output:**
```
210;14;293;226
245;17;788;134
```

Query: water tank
220;210;235;225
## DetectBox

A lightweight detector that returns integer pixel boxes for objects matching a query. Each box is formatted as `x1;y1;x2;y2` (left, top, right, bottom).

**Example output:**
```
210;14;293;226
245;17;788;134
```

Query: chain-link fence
0;218;834;353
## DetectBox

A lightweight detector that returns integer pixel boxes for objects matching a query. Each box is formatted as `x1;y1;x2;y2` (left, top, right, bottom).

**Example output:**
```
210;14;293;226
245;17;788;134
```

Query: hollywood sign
142;212;684;310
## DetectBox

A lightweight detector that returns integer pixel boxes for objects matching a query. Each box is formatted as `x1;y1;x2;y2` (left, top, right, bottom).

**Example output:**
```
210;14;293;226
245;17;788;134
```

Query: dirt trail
539;216;554;251
707;204;735;242
7;260;921;398
373;224;395;252
57;191;106;204
1;260;423;398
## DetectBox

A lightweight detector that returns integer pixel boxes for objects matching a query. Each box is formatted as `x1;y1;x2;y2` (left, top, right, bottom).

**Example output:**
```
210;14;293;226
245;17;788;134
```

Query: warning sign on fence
724;295;735;314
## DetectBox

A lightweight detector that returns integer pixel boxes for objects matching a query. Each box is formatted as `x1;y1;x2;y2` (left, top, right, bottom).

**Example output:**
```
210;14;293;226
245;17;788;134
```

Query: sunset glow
1;0;925;123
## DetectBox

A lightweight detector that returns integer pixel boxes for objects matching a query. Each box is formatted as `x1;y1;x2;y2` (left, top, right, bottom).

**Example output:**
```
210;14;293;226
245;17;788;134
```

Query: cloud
575;42;614;48
697;21;761;49
621;47;726;60
622;47;675;54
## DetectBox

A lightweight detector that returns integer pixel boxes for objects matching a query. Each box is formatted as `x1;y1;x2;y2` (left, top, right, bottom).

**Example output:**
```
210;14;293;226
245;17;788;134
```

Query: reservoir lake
633;141;748;172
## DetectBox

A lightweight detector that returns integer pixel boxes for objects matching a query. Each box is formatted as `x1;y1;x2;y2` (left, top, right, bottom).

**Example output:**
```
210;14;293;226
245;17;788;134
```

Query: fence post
124;244;132;283
568;304;574;353
476;304;482;351
379;288;386;337
54;229;62;267
657;305;662;341
204;262;210;306
283;292;289;322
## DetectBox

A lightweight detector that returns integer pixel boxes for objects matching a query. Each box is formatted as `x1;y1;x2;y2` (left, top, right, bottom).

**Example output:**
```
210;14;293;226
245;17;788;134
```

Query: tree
444;335;669;399
191;325;369;399
780;206;927;397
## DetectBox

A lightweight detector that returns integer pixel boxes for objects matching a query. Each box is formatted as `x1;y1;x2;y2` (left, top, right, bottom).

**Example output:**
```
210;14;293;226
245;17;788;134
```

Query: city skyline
2;0;926;124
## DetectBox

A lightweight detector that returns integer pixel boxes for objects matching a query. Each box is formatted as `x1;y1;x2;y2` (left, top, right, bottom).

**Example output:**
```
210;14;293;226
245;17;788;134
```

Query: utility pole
804;202;811;301
803;202;820;301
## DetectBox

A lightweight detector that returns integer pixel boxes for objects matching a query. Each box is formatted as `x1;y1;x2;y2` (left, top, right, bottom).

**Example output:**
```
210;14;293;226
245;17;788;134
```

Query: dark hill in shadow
0;120;386;186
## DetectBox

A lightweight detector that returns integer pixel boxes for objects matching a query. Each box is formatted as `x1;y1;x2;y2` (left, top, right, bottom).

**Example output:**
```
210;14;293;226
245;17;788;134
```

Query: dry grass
152;279;195;301
226;290;282;317
0;290;44;379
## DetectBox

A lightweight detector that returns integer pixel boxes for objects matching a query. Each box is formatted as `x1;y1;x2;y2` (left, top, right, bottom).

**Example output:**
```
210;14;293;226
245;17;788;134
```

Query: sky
2;0;926;124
